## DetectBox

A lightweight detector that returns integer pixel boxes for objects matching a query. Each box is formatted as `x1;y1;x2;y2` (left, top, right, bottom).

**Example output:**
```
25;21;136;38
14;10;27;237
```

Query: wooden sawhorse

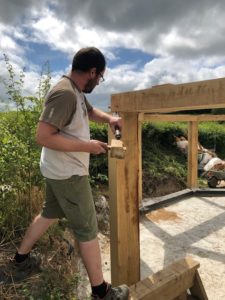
129;256;208;300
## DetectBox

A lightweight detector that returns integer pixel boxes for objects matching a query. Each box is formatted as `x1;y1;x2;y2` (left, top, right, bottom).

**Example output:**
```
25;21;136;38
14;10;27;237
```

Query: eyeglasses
99;73;105;83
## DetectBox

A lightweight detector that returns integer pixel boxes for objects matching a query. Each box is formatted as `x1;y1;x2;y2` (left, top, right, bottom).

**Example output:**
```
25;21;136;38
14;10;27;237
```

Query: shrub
0;56;50;238
89;122;108;185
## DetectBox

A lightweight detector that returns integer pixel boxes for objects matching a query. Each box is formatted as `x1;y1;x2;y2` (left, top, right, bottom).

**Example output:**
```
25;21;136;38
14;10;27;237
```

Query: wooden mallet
108;125;126;159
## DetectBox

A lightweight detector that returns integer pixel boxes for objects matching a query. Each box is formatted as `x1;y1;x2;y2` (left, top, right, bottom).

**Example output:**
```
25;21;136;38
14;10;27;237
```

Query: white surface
140;196;225;300
77;196;225;300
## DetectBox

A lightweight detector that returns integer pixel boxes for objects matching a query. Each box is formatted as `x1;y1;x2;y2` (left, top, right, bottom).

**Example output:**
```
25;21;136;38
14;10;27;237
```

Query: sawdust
145;208;182;223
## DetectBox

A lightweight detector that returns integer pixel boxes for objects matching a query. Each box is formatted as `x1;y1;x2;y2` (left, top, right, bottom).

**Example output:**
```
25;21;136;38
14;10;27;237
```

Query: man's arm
88;107;122;132
36;121;107;154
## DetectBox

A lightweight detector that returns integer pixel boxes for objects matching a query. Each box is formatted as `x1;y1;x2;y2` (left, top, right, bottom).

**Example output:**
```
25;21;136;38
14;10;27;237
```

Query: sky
1;0;225;111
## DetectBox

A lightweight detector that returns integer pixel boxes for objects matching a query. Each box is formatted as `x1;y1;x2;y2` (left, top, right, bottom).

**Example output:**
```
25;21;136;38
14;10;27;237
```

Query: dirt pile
143;174;185;198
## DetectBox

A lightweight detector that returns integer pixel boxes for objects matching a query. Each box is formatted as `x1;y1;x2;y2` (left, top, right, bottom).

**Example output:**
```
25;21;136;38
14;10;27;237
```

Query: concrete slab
77;195;225;300
140;195;225;300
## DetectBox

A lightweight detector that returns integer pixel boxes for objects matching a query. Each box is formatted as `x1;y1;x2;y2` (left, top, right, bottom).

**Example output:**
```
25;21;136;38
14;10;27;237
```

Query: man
8;47;129;299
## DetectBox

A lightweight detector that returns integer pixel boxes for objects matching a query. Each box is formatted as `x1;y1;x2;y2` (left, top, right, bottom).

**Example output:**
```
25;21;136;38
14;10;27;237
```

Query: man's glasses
99;73;105;83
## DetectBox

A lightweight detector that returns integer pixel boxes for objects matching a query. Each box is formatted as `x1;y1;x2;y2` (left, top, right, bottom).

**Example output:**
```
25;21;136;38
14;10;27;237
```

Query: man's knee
34;214;58;226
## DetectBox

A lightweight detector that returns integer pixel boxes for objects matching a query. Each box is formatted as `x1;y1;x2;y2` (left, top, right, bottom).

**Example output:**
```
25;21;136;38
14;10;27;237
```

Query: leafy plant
90;122;108;185
0;55;50;236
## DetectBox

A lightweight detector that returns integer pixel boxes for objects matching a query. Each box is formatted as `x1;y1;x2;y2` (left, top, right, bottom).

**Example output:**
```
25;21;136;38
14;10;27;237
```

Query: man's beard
83;78;96;93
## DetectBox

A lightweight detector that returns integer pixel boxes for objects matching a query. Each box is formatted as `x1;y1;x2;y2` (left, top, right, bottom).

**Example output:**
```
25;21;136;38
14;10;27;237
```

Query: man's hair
72;47;106;74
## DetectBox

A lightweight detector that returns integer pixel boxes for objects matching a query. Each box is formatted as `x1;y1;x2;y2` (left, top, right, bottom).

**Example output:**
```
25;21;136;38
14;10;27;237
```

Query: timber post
108;112;140;286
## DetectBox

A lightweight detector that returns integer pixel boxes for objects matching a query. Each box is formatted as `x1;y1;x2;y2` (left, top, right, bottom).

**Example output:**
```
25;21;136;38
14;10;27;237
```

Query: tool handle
115;125;121;140
112;112;121;139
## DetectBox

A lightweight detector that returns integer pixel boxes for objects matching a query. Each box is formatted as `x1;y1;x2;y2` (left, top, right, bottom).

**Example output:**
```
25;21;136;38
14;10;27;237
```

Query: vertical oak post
138;113;143;206
108;112;140;286
187;121;198;188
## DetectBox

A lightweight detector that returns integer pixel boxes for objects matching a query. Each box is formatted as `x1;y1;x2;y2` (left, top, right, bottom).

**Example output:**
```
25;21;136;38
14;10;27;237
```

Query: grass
0;225;81;300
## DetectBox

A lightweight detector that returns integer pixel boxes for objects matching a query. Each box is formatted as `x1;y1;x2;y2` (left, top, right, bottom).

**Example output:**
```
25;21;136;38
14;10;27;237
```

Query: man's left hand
109;116;122;134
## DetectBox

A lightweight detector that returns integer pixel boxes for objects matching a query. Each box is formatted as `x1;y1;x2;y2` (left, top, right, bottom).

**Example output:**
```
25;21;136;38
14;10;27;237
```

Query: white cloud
29;9;68;47
2;0;225;59
0;0;49;25
159;29;196;54
1;0;225;111
0;24;24;57
23;8;140;59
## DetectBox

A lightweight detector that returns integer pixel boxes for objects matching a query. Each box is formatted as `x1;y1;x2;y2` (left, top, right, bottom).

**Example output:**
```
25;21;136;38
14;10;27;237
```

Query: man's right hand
89;140;108;154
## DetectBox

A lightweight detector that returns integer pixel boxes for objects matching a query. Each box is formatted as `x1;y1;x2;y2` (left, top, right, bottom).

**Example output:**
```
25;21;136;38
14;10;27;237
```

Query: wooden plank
138;113;143;205
143;114;198;122
111;77;225;113
108;138;126;285
129;281;152;299
129;257;200;300
108;112;140;286
187;121;198;188
190;270;208;300
197;114;225;121
143;114;225;123
142;269;195;299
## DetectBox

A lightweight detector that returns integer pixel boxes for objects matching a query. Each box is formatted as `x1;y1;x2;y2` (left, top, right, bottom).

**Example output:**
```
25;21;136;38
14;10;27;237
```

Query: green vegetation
198;122;225;157
0;56;51;237
142;122;187;196
142;121;225;196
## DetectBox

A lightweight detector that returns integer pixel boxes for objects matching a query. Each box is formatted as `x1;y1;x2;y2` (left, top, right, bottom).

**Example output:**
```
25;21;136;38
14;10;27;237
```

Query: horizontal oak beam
142;114;225;122
111;77;225;113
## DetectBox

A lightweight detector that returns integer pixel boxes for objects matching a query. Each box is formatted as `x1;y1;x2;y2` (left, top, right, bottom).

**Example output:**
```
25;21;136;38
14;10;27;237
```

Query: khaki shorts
41;175;98;242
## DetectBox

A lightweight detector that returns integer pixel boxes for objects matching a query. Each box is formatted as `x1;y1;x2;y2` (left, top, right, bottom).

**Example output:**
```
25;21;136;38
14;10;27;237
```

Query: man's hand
109;116;122;134
88;108;123;135
89;140;108;154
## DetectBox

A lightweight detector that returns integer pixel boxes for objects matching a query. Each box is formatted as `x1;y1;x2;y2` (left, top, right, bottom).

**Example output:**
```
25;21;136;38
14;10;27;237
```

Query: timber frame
108;77;225;287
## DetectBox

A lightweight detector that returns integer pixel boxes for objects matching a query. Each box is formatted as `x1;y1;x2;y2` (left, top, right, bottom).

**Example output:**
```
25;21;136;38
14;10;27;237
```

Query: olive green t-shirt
39;75;93;129
39;75;93;179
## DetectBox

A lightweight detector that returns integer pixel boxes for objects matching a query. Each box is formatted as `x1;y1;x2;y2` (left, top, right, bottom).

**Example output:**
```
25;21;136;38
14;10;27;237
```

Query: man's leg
47;176;129;298
0;214;57;283
18;214;57;254
78;237;103;286
79;237;129;299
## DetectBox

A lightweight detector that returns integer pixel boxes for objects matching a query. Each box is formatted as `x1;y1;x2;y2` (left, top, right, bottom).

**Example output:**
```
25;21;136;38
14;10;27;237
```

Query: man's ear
89;67;97;78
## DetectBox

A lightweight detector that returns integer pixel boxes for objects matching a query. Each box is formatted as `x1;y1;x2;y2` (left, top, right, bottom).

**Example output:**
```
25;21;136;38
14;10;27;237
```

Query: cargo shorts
41;175;98;242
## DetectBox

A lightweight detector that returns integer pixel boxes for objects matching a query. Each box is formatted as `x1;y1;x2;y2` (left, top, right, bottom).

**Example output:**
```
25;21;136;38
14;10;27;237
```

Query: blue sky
1;0;225;111
16;41;153;72
18;41;70;72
